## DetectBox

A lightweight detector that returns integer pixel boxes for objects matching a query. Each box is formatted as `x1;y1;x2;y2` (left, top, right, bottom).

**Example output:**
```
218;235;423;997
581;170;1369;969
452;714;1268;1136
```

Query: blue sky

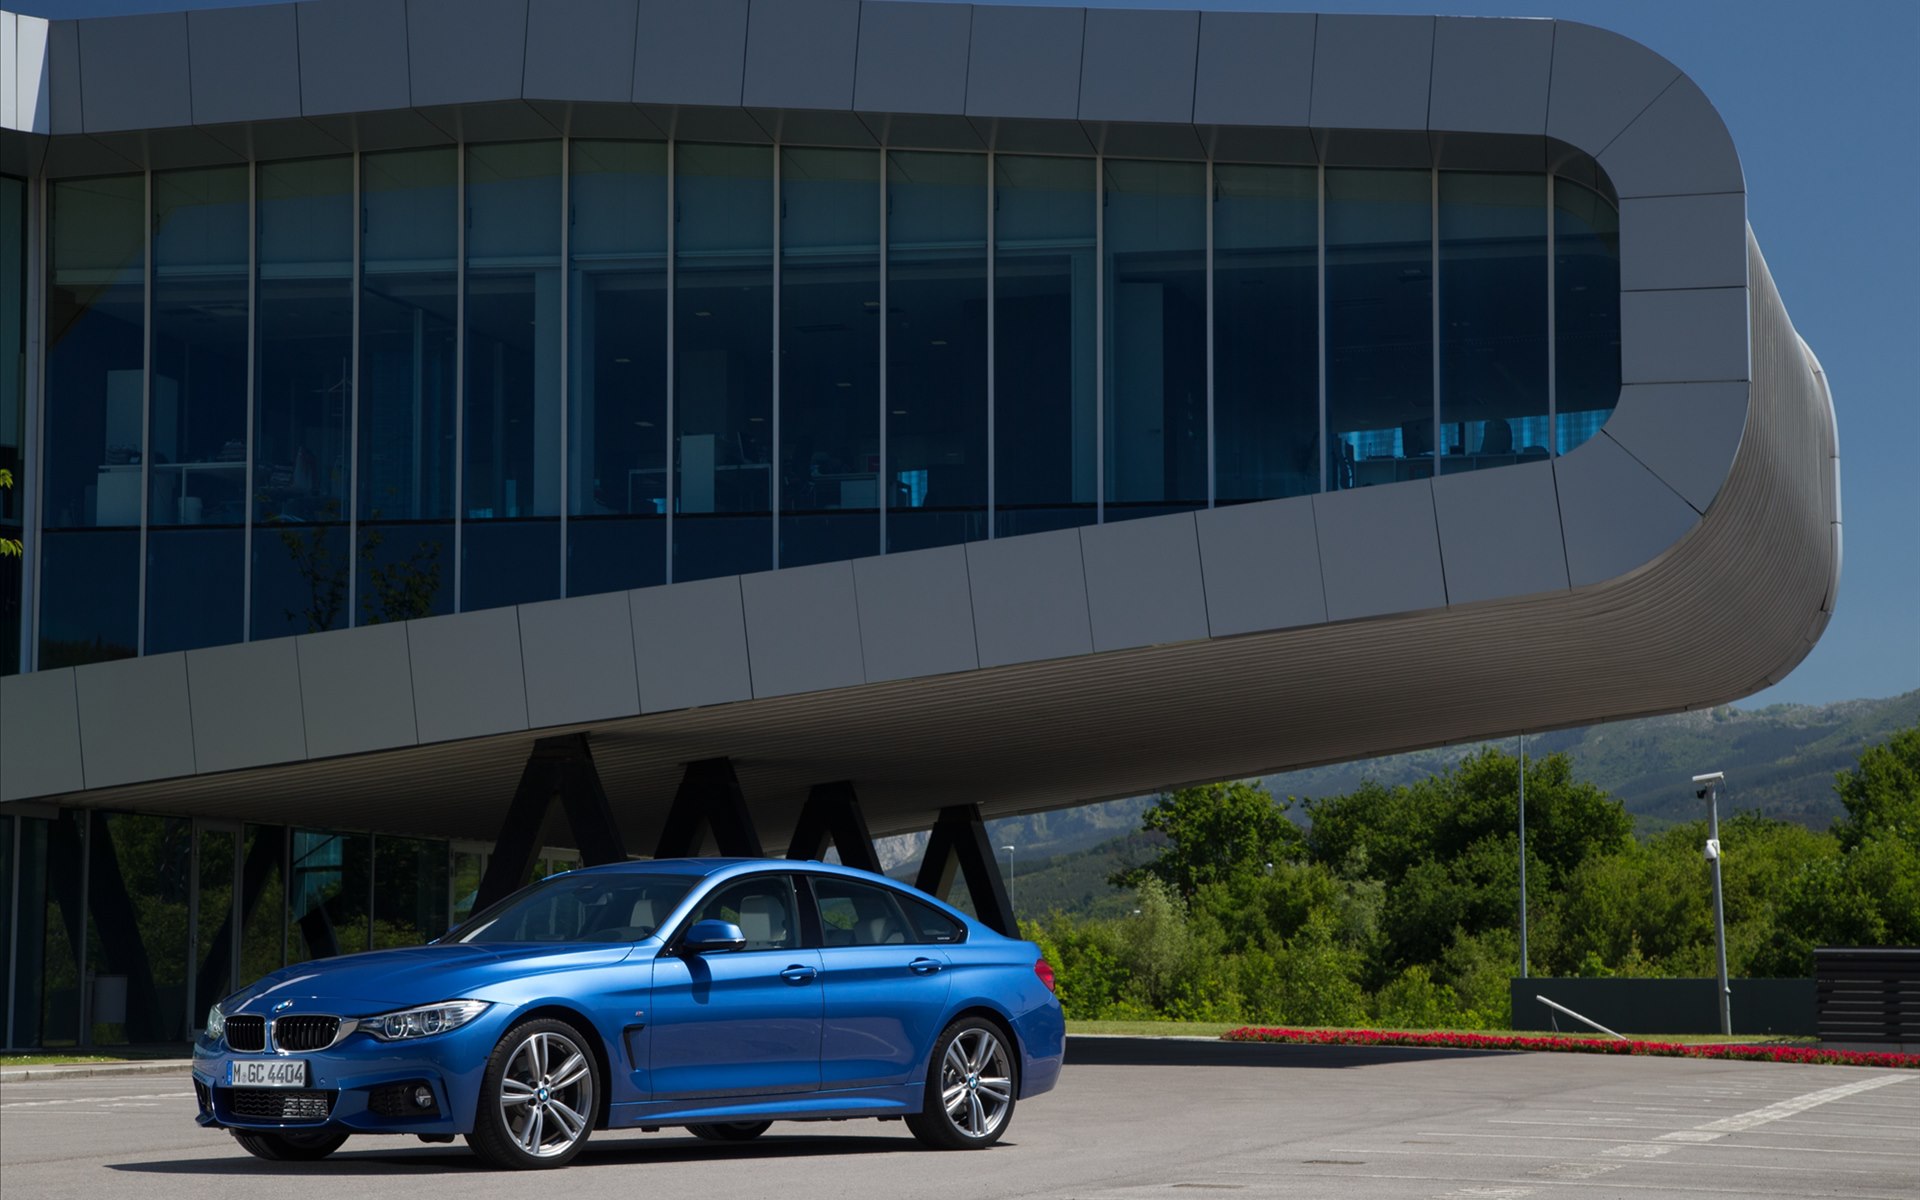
15;0;1918;707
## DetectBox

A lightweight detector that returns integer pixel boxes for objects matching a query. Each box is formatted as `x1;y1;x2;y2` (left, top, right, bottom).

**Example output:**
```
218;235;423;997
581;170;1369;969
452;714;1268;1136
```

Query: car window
896;892;966;944
691;876;799;952
812;877;936;947
451;874;701;944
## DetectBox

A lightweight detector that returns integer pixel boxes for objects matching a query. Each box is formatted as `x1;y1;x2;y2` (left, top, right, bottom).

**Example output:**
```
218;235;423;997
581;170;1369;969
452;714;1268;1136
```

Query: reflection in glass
239;825;286;988
1214;164;1318;502
1326;169;1432;490
781;147;880;567
1103;160;1206;519
451;848;486;926
288;829;371;961
85;812;192;1043
373;835;450;949
2;174;24;673
193;826;236;1028
1439;173;1548;474
254;158;354;638
37;813;84;1045
1555;179;1621;454
675;144;774;581
41;176;145;665
464;142;562;610
995;156;1096;536
886;151;987;552
569;141;669;596
146;167;249;653
359;149;456;621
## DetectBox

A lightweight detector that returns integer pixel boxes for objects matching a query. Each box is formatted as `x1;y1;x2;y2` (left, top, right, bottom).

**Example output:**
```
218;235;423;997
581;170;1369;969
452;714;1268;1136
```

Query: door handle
779;964;818;983
909;958;943;975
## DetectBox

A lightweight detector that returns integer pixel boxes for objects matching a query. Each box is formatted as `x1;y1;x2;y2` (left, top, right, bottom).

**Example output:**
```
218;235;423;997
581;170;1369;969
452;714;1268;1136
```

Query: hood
223;942;642;1015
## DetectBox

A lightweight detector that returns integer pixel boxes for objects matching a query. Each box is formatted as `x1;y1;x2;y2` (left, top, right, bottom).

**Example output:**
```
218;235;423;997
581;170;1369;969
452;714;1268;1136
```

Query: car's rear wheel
466;1018;600;1170
905;1017;1016;1150
230;1128;349;1161
686;1121;772;1142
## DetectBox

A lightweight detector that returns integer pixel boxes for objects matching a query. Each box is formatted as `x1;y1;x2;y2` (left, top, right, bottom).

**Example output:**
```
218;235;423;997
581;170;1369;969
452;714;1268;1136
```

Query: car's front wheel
905;1017;1017;1150
466;1018;600;1169
231;1128;349;1161
686;1121;772;1142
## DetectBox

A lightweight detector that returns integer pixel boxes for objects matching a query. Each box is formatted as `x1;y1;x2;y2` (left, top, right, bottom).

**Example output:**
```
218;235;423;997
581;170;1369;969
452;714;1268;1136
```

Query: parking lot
3;1037;1915;1200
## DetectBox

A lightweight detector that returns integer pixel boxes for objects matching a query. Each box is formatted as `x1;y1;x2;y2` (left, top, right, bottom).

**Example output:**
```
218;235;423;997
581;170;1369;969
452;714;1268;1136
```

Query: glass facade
2;175;23;672
10;143;1620;673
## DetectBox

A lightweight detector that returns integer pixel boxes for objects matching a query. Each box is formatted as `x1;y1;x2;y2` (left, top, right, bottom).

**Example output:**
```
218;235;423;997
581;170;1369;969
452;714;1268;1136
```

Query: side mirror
682;919;747;954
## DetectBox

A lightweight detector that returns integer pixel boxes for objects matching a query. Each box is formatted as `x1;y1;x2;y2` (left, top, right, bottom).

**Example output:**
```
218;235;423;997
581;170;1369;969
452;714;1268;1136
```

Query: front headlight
364;1000;491;1042
206;1002;227;1042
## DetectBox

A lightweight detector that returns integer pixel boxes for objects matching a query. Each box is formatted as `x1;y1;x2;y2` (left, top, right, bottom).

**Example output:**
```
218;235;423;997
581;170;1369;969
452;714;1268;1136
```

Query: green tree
1116;781;1304;898
1833;725;1920;851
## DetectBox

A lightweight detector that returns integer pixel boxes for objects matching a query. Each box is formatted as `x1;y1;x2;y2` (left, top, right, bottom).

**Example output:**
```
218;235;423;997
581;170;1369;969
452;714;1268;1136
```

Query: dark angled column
913;804;1017;937
474;734;629;911
654;758;765;858
785;780;884;875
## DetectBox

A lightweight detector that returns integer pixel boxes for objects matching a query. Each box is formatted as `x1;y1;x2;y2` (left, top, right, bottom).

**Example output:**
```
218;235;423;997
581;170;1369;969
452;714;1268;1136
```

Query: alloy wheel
937;1027;1013;1139
497;1029;595;1159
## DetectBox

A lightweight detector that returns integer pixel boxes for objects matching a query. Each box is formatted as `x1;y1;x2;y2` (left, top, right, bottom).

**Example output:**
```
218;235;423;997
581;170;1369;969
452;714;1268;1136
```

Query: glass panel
464;142;562;610
360;148;457;622
288;829;370;961
193;827;236;1028
2;175;24;674
812;876;914;946
1214;163;1318;503
452;872;701;944
674;143;773;581
373;836;449;948
1555;179;1621;454
255;157;354;638
148;167;249;653
568;141;669;596
41;176;144;665
995;155;1096;536
451;848;486;926
1103;160;1206;519
238;825;285;988
886;151;988;552
778;147;880;567
85;812;191;1044
692;875;798;951
1326;169;1432;490
1439;173;1548;474
32;814;80;1045
0;819;12;1044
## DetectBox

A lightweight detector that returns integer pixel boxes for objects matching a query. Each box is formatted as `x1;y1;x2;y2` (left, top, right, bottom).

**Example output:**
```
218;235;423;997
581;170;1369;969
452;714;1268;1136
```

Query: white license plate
228;1059;308;1088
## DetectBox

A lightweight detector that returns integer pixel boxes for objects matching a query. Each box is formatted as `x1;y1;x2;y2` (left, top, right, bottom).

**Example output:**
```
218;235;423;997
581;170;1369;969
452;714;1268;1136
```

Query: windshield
448;873;702;945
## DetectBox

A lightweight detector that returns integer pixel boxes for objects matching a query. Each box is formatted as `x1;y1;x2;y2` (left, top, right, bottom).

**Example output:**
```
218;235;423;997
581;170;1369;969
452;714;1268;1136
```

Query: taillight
1034;958;1056;992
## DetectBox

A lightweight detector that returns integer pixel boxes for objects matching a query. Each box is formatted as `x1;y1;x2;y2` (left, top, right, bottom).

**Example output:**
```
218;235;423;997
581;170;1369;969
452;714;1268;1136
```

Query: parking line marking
0;1091;193;1109
1657;1076;1909;1144
1417;1130;1920;1159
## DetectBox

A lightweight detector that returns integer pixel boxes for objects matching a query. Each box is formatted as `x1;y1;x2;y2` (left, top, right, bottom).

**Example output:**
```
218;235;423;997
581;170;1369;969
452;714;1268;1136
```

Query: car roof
559;856;991;931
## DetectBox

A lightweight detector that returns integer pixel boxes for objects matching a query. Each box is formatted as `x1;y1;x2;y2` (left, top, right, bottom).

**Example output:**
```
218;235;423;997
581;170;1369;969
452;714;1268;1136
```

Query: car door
807;875;960;1091
648;873;823;1100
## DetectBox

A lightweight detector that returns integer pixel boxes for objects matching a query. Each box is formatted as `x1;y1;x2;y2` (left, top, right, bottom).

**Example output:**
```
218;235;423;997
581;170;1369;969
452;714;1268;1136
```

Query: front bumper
191;1015;503;1135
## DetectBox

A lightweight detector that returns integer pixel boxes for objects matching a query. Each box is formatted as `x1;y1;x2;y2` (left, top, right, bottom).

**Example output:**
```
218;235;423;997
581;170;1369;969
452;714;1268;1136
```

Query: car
190;857;1065;1169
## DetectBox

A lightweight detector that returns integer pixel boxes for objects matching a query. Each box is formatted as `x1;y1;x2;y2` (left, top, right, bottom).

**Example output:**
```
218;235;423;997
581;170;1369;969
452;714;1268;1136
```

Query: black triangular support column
473;734;629;911
913;804;1017;937
785;780;883;875
653;757;765;859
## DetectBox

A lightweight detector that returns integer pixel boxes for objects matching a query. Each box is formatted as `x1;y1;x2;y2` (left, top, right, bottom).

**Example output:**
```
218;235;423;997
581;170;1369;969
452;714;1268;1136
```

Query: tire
905;1017;1017;1150
230;1128;350;1161
686;1121;773;1142
464;1018;601;1170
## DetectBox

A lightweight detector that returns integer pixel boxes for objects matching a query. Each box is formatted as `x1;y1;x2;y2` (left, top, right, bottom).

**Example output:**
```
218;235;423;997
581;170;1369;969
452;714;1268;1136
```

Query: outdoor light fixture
1691;771;1732;1036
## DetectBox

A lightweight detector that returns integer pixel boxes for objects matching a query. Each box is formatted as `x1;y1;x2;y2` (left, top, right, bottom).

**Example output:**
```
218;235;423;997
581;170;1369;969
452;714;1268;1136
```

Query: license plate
228;1059;308;1088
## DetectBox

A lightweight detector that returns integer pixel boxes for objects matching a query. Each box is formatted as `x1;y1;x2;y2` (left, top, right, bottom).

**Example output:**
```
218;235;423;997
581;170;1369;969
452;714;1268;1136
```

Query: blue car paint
192;858;1064;1138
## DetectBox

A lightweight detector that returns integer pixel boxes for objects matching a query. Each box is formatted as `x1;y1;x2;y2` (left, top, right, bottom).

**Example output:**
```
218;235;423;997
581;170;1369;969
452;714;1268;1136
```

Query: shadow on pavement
108;1130;948;1175
1065;1035;1517;1069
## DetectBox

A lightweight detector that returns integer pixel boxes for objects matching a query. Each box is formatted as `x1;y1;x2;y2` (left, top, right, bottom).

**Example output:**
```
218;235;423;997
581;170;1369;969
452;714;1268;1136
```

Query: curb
1;1060;195;1084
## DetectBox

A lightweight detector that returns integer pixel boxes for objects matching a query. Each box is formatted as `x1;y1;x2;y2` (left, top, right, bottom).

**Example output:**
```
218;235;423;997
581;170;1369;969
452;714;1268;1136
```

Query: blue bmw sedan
191;858;1065;1168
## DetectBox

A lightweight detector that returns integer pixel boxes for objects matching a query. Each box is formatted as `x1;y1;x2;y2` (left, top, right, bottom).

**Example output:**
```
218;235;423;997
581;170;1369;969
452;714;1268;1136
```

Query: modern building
0;0;1838;1050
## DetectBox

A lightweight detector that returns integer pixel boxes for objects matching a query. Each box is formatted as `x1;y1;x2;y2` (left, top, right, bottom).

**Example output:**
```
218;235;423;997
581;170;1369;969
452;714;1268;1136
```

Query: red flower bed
1221;1027;1920;1069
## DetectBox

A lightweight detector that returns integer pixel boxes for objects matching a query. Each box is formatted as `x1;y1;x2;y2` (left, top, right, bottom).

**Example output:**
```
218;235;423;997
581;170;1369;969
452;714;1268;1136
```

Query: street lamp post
1000;845;1017;921
1518;733;1529;980
1693;771;1732;1037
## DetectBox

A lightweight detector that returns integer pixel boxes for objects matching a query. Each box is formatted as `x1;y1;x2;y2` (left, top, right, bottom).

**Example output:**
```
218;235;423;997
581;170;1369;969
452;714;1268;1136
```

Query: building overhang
0;4;1840;849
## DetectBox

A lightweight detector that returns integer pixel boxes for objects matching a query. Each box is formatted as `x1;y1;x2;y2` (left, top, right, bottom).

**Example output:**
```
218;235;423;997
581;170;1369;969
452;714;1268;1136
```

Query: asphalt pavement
2;1036;1915;1199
